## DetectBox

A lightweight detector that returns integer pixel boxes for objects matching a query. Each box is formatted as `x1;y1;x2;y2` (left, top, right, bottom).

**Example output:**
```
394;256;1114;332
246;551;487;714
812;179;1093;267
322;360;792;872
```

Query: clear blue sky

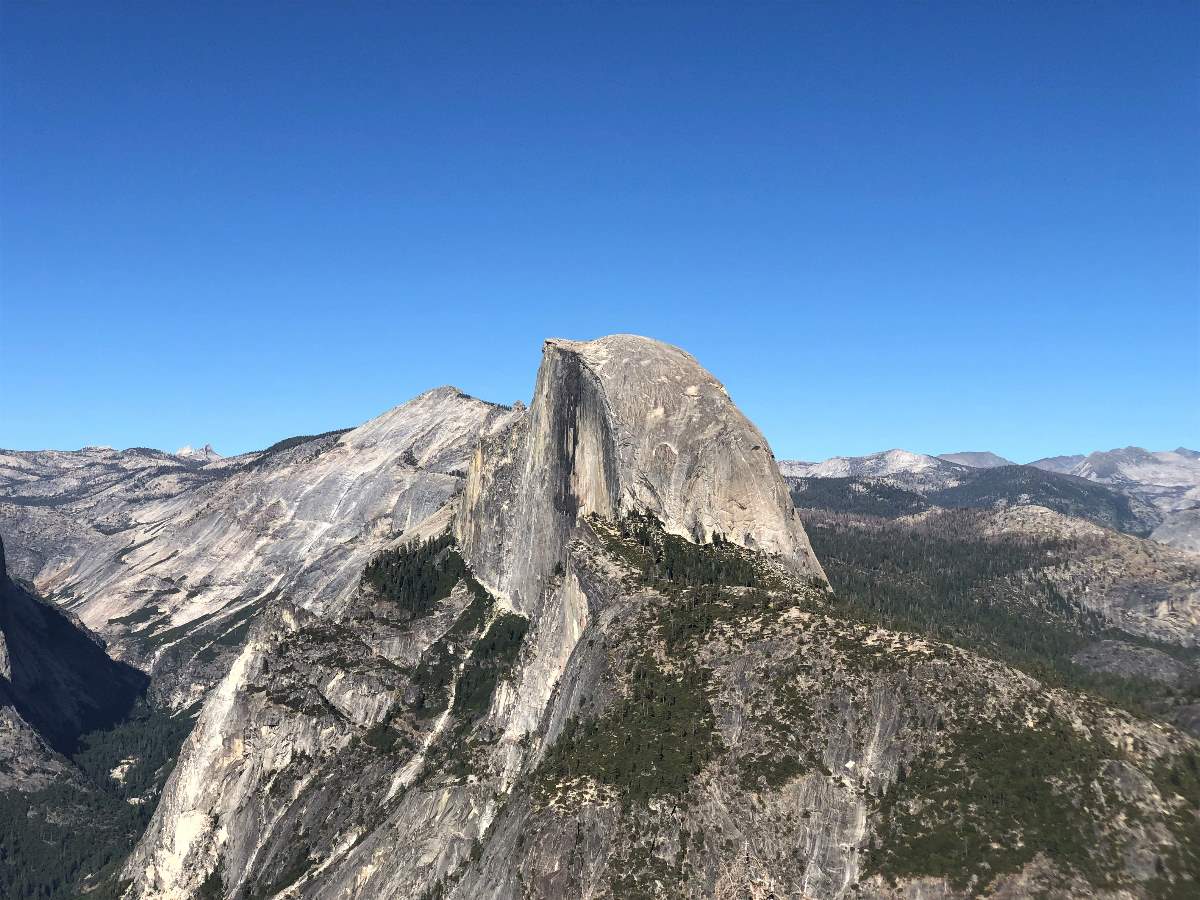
2;2;1196;462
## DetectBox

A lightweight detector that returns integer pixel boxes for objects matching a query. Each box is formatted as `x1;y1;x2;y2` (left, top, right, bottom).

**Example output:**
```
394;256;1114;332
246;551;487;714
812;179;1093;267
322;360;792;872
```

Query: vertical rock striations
0;388;521;709
457;334;824;614
121;336;1200;900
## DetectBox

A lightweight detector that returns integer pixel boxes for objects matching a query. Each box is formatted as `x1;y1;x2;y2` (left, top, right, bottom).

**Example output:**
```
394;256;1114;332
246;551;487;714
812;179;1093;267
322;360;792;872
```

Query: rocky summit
1;335;1198;899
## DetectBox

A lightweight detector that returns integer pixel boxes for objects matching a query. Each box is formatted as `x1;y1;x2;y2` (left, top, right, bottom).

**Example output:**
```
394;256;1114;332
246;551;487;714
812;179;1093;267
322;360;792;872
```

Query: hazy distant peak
1028;454;1087;474
938;451;1014;469
788;448;953;478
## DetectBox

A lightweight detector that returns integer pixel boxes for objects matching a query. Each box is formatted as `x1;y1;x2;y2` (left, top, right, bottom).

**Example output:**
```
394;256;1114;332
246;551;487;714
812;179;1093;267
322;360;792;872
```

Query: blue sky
2;2;1196;462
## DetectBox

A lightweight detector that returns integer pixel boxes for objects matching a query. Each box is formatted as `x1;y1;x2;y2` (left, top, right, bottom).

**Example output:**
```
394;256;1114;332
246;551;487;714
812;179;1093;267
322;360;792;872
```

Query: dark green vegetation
192;600;264;664
0;549;192;897
866;704;1200;895
0;701;196;899
789;476;930;518
737;674;828;792
788;465;1153;535
107;601;164;629
1149;753;1200;898
865;708;1113;890
359;533;530;780
534;511;1200;894
453;613;529;722
407;552;497;720
597;511;824;653
124;594;267;665
246;428;351;470
601;511;771;593
197;864;224;900
363;722;403;752
802;509;1200;716
536;515;775;805
427;612;529;781
538;656;718;804
248;838;316;899
362;531;470;620
73;699;198;806
929;465;1153;536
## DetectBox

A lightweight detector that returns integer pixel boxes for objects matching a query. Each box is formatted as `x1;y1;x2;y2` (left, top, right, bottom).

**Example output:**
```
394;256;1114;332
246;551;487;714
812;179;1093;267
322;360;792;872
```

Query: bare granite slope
457;334;825;615
122;337;1200;899
0;388;519;708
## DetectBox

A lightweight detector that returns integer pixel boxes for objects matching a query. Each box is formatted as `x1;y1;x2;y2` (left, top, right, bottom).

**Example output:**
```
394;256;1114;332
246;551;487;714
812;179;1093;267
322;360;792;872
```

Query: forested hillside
800;507;1200;730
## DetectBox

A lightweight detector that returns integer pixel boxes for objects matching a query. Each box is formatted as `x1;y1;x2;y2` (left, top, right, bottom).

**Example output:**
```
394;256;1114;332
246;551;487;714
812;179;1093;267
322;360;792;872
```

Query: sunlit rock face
120;337;1200;900
457;334;825;615
0;388;520;708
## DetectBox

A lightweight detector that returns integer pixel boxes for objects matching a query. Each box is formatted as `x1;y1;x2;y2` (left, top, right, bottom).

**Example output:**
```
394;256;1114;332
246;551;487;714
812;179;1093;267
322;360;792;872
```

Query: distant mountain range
781;445;1200;554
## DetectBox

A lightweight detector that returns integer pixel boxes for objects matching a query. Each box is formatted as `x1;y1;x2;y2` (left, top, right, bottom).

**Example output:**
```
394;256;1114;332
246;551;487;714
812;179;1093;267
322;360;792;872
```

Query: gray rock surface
980;504;1200;646
457;335;825;616
121;336;1200;900
0;703;76;793
1027;453;1087;474
936;451;1014;468
1153;507;1200;554
1031;446;1200;554
780;449;969;493
0;388;519;707
1072;639;1197;687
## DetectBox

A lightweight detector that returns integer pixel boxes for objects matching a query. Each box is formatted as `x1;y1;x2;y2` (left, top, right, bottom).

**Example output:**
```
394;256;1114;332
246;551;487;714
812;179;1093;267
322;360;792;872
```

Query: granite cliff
119;337;1199;899
0;388;519;709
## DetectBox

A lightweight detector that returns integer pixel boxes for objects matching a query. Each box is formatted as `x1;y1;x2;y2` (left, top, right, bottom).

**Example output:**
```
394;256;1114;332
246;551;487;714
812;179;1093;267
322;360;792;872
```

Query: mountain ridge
937;450;1014;468
783;445;1200;553
109;336;1200;899
2;340;1198;898
0;388;522;709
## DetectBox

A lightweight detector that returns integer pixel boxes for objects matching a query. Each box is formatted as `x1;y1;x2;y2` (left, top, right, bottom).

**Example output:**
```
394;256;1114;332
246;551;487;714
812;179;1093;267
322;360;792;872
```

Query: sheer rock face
124;519;1199;900
124;335;835;900
118;337;1200;900
0;388;519;708
457;335;824;615
0;534;146;792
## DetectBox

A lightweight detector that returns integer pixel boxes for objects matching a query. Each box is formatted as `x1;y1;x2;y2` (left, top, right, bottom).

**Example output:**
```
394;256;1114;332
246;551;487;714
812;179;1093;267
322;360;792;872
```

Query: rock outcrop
457;335;824;614
1029;446;1200;554
121;336;1200;900
937;450;1014;469
981;504;1200;646
0;388;520;708
122;335;831;898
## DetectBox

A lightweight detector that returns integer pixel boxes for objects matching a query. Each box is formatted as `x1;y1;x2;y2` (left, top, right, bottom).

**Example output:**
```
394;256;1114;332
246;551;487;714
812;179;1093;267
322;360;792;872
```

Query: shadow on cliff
0;535;148;755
